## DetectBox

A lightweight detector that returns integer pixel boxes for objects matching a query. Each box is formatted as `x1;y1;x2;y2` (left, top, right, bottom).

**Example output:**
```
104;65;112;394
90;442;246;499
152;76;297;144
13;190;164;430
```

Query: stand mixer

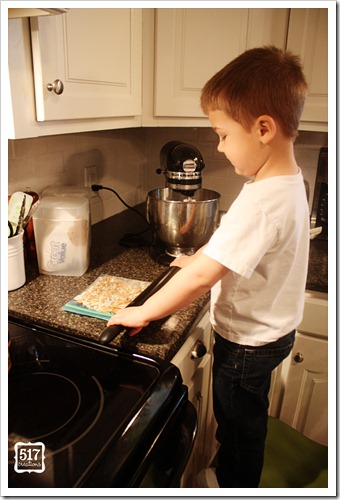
156;141;206;196
147;141;221;258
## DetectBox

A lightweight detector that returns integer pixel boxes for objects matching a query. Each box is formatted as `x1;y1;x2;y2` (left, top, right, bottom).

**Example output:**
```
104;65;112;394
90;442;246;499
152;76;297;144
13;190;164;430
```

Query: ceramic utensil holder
8;231;26;291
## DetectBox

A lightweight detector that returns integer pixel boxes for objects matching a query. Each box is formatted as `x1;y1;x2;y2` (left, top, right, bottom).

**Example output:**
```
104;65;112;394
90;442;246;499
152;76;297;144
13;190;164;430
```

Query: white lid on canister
33;195;89;220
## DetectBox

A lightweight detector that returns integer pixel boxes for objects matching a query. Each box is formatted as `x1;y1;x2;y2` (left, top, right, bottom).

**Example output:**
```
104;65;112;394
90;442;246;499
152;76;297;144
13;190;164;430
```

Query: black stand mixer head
157;141;205;196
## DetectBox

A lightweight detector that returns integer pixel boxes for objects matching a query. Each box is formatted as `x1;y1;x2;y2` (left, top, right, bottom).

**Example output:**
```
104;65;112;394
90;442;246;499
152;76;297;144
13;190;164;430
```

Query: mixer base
165;247;196;257
149;242;197;266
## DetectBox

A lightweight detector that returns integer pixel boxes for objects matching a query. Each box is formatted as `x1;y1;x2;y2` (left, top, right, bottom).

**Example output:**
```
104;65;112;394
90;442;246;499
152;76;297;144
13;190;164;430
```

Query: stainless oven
311;147;328;240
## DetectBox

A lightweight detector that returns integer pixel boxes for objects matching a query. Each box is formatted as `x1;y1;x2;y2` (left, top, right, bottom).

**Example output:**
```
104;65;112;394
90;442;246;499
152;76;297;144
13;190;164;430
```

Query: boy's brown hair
200;46;308;138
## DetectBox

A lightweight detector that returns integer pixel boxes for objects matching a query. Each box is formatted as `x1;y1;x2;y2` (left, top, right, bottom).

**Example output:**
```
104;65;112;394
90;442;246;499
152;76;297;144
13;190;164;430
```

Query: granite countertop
8;207;328;363
306;238;328;294
8;209;209;363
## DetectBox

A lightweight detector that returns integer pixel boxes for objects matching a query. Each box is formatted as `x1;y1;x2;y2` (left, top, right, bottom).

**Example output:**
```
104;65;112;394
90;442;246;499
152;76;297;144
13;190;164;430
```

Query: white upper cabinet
152;8;289;119
286;8;328;130
144;7;329;131
30;9;142;121
8;9;142;138
7;7;330;138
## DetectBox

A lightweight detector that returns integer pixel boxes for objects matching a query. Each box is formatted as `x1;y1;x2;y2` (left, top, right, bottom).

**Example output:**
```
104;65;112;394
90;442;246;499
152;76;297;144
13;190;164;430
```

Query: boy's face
208;109;266;178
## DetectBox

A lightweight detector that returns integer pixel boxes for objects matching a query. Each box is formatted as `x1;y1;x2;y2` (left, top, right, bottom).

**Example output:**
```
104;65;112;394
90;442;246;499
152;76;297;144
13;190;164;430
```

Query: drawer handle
191;340;207;359
294;352;304;363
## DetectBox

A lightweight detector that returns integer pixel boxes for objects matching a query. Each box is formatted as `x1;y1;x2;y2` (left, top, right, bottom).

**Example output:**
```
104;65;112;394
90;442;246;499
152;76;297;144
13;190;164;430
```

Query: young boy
107;46;310;488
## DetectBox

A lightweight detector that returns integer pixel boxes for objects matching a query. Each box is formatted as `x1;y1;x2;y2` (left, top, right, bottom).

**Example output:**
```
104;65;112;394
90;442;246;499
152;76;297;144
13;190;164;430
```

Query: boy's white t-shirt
203;169;310;346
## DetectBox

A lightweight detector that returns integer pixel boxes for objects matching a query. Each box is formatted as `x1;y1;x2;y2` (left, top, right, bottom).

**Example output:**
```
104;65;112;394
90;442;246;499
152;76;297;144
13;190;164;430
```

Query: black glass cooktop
8;320;184;488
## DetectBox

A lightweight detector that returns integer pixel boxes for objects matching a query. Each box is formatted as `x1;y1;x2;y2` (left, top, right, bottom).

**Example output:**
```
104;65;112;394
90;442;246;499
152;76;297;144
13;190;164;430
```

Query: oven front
8;318;197;489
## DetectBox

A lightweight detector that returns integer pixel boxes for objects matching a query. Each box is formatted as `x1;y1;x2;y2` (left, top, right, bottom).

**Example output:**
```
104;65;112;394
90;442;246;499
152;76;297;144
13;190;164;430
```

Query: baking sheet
62;274;150;320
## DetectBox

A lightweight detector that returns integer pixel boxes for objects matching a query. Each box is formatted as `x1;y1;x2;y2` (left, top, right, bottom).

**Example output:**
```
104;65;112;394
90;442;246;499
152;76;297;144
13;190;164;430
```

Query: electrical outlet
84;165;98;187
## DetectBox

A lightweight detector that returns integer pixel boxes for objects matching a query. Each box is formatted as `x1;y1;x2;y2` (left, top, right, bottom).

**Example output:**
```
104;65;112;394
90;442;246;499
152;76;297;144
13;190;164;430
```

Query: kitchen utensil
22;199;40;229
8;221;14;238
22;189;40;230
16;195;26;235
147;187;220;257
8;191;33;236
22;189;40;259
99;265;181;344
310;227;323;240
8;192;25;236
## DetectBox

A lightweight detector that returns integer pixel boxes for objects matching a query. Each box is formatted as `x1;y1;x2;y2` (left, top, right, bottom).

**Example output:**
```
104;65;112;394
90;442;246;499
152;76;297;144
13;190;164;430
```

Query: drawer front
171;310;212;386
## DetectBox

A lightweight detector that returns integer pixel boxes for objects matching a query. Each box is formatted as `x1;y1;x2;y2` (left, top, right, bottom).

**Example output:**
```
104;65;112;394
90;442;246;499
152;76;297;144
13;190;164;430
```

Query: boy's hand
107;306;150;336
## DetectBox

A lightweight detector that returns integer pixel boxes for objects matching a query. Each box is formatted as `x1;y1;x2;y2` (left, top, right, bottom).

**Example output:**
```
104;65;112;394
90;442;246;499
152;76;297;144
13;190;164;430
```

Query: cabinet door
181;353;212;487
286;8;328;126
153;8;288;118
279;332;328;446
30;8;142;121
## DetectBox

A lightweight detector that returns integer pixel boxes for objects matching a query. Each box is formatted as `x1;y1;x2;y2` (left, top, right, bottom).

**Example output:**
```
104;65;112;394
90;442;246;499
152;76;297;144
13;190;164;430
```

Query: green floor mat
259;417;328;488
210;417;328;488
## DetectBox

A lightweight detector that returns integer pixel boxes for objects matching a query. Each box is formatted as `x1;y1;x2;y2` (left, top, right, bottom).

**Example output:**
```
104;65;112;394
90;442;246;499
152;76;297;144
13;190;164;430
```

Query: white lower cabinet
279;332;328;445
269;291;328;446
173;290;328;487
171;308;218;487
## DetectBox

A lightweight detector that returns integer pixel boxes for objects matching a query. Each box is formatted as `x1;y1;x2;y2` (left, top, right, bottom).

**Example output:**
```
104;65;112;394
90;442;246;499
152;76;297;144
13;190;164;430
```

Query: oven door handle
99;265;181;344
164;399;198;487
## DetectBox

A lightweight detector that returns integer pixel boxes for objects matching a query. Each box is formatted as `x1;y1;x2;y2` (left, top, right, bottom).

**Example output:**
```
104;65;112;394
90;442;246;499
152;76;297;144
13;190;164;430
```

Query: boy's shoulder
237;172;306;210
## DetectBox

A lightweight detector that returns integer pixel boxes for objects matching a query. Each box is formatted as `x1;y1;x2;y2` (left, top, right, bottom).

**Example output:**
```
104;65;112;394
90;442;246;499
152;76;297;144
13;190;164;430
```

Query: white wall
8;128;327;224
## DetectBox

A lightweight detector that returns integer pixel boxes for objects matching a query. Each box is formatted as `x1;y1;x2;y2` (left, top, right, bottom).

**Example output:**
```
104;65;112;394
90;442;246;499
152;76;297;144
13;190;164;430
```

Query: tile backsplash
8;128;327;224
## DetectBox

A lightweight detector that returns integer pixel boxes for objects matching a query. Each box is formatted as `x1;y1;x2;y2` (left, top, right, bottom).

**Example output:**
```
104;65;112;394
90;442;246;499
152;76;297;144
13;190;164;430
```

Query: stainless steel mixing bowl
147;188;221;256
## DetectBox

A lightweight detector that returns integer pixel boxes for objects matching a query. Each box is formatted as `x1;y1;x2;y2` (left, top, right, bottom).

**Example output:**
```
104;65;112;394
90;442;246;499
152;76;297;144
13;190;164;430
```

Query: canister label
47;241;67;271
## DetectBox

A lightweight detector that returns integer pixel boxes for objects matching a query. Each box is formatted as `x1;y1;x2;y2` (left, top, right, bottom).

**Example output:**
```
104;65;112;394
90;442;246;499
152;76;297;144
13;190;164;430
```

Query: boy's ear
255;115;276;144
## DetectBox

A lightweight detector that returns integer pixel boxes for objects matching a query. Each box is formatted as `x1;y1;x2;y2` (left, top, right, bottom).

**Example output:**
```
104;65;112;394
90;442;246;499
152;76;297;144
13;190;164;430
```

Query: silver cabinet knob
46;79;64;95
191;340;207;359
294;352;304;363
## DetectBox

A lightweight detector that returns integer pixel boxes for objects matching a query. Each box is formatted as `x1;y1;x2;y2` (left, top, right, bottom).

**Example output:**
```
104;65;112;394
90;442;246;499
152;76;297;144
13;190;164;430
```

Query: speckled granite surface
8;209;209;362
306;239;328;293
8;207;327;363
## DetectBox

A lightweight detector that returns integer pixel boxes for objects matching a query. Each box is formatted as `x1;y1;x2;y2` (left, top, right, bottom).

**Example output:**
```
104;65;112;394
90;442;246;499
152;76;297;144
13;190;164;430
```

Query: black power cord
91;184;156;247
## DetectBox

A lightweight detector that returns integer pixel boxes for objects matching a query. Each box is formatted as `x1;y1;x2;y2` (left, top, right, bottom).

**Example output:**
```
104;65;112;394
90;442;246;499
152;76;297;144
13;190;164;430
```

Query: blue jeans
212;330;295;487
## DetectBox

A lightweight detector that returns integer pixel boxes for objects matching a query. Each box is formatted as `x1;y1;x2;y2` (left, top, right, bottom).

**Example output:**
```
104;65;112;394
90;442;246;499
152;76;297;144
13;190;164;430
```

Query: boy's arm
170;244;208;268
107;252;228;335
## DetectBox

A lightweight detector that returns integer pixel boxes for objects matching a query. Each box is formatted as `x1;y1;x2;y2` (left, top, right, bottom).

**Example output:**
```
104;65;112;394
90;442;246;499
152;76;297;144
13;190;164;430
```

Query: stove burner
9;362;103;452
